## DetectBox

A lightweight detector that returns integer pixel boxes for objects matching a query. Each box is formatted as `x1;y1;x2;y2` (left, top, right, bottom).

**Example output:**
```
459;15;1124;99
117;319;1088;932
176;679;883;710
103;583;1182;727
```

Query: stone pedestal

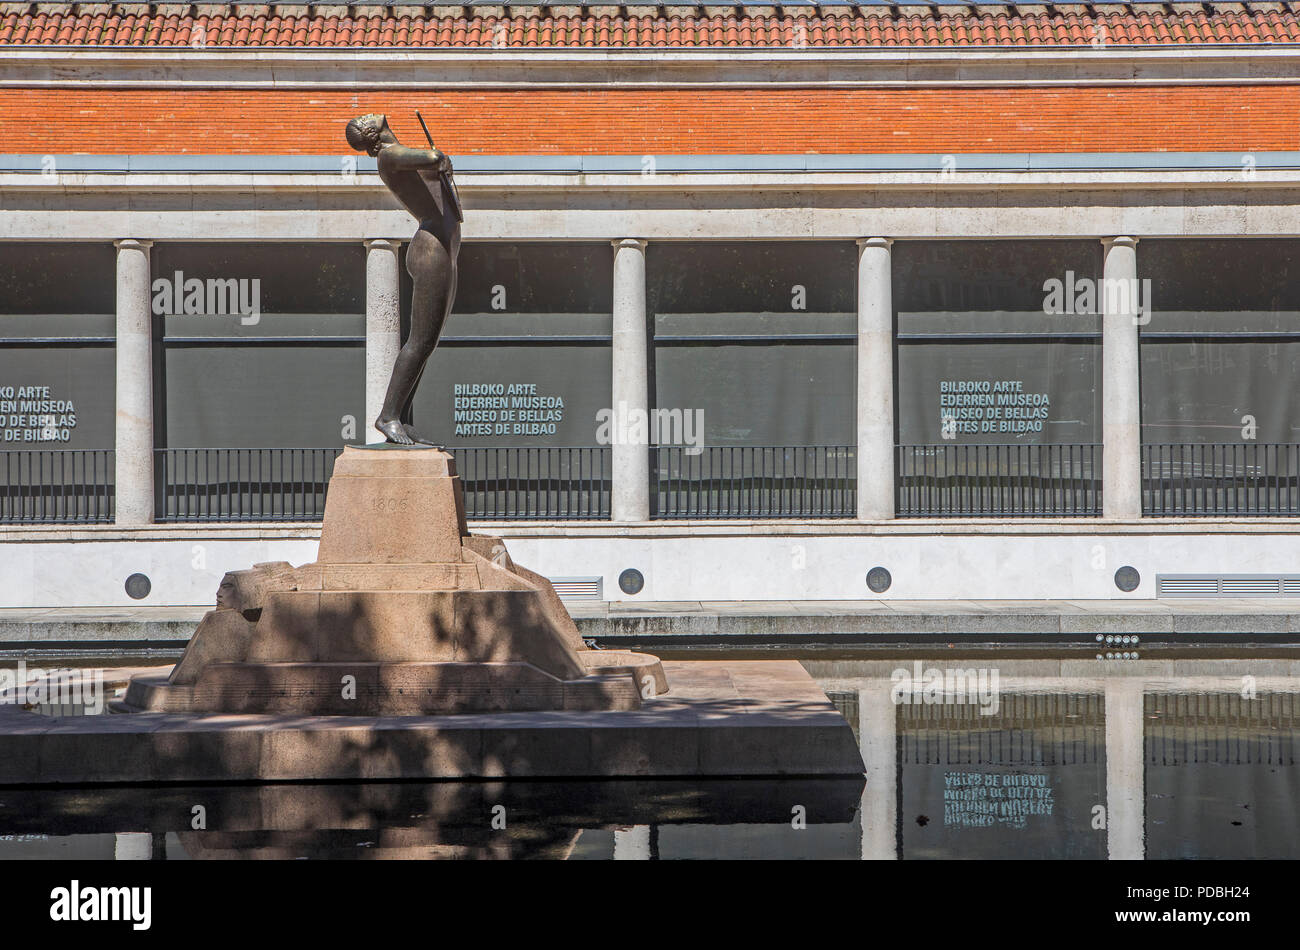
122;446;667;715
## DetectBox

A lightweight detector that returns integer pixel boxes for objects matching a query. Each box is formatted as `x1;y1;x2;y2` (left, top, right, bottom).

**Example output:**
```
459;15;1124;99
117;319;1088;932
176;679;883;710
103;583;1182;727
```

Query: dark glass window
895;241;1103;447
1140;239;1300;444
410;243;614;447
0;243;116;450
649;242;856;447
156;243;365;449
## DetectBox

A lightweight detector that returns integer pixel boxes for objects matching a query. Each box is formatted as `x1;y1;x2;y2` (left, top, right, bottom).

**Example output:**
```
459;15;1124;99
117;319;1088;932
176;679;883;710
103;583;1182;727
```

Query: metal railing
452;446;610;520
157;445;610;521
900;693;1104;766
157;448;341;522
652;445;855;518
1145;692;1298;765
1142;443;1300;516
0;449;115;524
896;443;1102;517
25;442;1300;523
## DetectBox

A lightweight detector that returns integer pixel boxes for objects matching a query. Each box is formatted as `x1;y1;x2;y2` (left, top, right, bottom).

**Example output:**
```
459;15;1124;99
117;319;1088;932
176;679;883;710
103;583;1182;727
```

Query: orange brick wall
8;85;1300;154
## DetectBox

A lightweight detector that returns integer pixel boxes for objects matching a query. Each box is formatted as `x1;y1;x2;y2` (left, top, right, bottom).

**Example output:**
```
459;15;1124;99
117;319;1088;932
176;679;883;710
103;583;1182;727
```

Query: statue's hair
345;114;383;154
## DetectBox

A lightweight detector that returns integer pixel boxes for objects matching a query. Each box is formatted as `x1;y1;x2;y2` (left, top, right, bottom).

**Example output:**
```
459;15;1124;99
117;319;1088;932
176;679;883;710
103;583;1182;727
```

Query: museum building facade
4;1;1300;607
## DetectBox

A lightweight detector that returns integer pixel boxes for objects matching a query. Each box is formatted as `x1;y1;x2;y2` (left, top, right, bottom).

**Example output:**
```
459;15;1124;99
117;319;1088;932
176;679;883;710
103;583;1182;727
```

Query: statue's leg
375;231;453;444
401;362;426;424
401;244;459;446
399;362;441;447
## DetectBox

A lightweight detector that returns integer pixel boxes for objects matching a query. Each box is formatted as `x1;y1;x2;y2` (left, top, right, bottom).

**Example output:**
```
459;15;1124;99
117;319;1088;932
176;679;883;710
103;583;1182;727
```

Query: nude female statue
345;113;463;445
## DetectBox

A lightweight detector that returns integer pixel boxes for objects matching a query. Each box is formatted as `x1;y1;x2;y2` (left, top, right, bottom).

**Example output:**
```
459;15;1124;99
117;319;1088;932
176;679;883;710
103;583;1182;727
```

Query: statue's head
345;113;390;157
215;573;241;610
214;562;294;615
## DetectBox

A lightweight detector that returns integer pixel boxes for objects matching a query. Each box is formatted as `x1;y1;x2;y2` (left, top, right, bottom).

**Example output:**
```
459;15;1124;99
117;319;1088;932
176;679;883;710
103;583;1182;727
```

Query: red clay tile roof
3;4;1300;48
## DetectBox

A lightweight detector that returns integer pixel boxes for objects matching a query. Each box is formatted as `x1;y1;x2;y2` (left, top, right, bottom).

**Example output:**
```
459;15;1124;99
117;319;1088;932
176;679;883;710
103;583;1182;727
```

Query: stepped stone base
12;661;866;783
120;445;666;715
122;663;642;715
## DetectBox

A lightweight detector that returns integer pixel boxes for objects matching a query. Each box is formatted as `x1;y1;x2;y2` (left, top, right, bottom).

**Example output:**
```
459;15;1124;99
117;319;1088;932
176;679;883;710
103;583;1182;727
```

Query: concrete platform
0;660;864;784
573;599;1300;639
7;599;1300;645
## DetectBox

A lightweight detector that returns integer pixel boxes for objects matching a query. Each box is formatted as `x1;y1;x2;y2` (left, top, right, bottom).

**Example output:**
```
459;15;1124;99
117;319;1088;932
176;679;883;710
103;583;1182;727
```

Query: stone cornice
4;45;1300;88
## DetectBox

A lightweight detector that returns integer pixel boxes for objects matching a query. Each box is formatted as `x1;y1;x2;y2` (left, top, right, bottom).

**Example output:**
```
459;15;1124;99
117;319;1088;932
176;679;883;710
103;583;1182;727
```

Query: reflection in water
1145;692;1299;859
897;694;1106;859
0;779;864;860
817;660;1300;860
0;657;1296;859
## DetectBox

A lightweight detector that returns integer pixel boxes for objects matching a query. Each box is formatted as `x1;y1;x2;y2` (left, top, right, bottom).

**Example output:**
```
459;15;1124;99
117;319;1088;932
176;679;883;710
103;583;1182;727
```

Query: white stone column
1104;677;1146;860
1102;237;1142;519
856;238;895;520
364;239;402;444
859;679;898;859
611;239;650;522
113;239;154;526
612;825;652;859
113;832;153;860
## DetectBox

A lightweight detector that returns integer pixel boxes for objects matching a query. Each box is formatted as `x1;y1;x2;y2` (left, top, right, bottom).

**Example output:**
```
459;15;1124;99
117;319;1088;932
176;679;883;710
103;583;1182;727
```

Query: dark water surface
0;651;1296;859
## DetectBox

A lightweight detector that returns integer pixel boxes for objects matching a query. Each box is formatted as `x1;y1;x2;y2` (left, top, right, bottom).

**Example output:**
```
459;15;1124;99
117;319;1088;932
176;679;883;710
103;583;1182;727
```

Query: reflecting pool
0;653;1296;859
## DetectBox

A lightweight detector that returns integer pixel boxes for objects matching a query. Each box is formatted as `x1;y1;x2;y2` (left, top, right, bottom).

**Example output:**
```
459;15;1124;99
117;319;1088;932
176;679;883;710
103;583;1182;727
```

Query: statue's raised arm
380;144;451;174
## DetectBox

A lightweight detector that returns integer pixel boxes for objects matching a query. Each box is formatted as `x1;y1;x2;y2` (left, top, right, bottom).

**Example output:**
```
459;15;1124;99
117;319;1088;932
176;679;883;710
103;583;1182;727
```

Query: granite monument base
118;445;666;715
79;445;865;780
2;660;865;783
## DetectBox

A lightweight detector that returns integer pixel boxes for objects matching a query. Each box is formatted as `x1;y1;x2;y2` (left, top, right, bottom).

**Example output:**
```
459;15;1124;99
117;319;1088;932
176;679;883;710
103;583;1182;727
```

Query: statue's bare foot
402;424;444;449
375;418;413;445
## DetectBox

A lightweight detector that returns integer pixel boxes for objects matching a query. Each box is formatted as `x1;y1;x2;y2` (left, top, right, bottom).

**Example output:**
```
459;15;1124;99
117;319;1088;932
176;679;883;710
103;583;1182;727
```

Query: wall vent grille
1157;575;1300;598
548;576;604;601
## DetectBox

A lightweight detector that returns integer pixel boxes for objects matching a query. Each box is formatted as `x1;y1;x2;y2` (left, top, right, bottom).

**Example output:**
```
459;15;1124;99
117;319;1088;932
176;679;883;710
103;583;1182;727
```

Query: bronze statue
346;113;463;445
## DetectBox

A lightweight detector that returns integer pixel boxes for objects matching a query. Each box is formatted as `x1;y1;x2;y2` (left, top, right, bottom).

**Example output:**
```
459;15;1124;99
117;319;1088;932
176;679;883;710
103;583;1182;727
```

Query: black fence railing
896;443;1102;517
453;446;610;520
0;450;115;524
1142;443;1300;516
157;448;341;522
652;445;855;518
157;446;610;522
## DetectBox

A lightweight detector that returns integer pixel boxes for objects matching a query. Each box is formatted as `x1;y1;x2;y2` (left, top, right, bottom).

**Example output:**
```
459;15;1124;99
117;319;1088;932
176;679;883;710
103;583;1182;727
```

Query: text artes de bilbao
944;770;1056;829
453;383;564;436
939;380;1050;435
0;386;78;442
